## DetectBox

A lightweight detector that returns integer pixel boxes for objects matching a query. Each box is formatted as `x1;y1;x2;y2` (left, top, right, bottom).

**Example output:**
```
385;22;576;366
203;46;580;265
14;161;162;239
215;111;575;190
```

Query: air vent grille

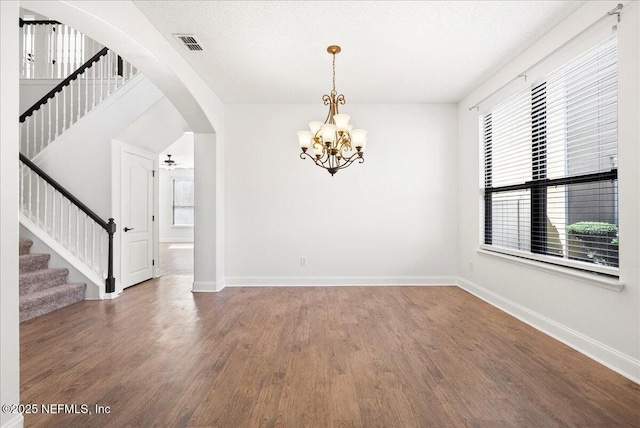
173;34;203;51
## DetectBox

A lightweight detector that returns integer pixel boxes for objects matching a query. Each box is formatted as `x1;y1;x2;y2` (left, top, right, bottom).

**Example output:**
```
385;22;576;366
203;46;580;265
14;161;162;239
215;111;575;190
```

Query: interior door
122;151;154;288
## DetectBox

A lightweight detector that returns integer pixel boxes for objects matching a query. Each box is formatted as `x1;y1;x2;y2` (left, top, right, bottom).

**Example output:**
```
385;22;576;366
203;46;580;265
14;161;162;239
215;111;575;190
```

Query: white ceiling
134;1;584;104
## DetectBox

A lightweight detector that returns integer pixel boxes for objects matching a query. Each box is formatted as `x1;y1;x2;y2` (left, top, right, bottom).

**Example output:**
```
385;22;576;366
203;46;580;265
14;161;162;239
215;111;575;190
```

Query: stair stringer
20;214;105;300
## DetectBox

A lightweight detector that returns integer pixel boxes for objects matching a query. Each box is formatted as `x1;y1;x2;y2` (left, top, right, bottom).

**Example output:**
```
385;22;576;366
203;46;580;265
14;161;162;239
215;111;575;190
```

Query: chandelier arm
300;150;334;168
336;154;365;170
300;151;326;169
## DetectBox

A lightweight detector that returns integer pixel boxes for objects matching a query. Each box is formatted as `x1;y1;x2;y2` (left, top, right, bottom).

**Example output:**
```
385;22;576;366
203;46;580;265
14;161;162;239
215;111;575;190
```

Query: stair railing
20;47;138;158
20;18;104;79
19;154;116;293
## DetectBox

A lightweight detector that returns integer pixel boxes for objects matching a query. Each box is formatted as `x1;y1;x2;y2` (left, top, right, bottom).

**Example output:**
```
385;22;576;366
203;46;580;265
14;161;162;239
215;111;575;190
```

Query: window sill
477;247;624;292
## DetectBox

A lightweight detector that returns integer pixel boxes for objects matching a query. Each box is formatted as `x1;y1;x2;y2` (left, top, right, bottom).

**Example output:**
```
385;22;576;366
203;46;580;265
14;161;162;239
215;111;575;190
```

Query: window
482;36;618;275
172;179;194;226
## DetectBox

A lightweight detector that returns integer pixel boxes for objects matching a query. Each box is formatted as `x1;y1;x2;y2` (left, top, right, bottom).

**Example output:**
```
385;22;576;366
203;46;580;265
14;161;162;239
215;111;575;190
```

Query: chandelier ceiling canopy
298;45;367;176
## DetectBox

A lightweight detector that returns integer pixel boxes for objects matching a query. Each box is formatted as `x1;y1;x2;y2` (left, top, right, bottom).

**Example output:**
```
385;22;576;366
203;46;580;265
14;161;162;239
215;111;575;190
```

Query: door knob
124;227;134;232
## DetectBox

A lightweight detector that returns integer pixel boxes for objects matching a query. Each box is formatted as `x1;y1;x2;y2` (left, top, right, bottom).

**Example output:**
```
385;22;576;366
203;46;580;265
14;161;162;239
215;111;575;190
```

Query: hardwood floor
20;247;640;427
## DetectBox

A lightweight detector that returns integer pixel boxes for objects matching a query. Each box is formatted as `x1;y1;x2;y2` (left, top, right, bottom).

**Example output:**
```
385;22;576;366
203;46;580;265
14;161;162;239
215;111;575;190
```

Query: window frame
171;178;194;227
481;38;619;278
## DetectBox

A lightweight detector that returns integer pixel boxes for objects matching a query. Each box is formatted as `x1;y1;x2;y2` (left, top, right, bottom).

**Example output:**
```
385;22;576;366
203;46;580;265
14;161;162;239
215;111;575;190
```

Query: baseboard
457;276;640;384
224;276;457;287
2;413;24;428
100;291;122;300
192;281;225;292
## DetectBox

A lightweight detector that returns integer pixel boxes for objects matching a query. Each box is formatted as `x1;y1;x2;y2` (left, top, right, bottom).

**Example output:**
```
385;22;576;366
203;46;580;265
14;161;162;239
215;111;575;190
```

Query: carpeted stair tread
19;239;33;256
19;253;50;274
17;238;86;322
20;268;69;295
20;283;86;323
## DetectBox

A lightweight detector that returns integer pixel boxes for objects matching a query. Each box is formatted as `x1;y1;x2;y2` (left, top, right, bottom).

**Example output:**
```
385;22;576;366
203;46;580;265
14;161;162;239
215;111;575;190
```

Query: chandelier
297;45;367;176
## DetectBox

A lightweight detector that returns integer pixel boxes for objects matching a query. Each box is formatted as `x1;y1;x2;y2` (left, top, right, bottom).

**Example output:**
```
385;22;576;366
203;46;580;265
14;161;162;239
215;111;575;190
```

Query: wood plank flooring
20;245;640;427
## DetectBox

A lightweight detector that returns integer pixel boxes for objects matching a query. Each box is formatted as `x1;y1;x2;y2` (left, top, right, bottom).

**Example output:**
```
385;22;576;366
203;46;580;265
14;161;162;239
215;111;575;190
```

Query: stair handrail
19;18;61;27
20;47;110;123
19;153;116;293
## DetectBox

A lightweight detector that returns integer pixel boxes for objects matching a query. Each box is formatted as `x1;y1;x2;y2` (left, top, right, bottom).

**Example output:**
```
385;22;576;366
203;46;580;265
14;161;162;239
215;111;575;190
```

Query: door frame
112;141;159;295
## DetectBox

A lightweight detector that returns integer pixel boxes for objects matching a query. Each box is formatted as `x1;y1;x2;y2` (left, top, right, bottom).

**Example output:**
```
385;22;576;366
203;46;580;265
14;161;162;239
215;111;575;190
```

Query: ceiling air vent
173;34;203;51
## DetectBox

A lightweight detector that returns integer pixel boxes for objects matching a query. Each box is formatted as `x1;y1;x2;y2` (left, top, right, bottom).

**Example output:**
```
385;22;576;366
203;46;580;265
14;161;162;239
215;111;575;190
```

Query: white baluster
91;223;96;271
29;115;38;156
66;25;71;77
28;170;33;221
52;186;56;240
84;214;88;262
47;25;52;79
62;85;67;132
106;50;111;95
25;117;30;157
70;74;74;124
67;200;72;250
77;76;81;122
92;57;96;108
55;94;59;138
48;100;52;145
100;54;104;103
55;25;61;78
76;206;80;256
61;24;65;76
35;174;40;226
40;105;45;152
44;181;49;233
85;70;89;115
19;164;24;213
100;233;105;278
30;25;35;78
76;78;80;123
71;28;76;70
20;25;24;78
61;195;65;247
32;111;37;155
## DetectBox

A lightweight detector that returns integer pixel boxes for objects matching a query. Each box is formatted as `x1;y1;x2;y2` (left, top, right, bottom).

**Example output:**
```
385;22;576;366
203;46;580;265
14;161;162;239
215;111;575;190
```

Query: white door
122;151;154;288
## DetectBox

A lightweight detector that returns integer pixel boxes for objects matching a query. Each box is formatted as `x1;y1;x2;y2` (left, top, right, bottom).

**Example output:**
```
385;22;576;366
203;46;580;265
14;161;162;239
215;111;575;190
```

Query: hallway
160;242;194;277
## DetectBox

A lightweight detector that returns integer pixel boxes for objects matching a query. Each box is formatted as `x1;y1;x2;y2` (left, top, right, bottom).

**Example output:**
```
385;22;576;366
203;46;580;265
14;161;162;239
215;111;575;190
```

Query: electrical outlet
300;257;307;267
469;261;474;271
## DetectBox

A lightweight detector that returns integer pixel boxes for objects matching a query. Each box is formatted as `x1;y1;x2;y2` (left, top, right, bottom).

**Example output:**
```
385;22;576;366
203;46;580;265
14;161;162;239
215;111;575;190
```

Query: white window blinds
482;36;618;275
173;179;195;226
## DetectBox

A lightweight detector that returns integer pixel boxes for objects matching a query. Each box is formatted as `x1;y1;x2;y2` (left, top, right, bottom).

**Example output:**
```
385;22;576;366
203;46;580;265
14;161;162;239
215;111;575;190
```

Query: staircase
19;239;86;322
17;17;133;307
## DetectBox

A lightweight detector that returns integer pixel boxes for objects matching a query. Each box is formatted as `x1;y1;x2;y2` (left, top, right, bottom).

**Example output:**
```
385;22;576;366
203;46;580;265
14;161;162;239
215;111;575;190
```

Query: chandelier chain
331;53;336;95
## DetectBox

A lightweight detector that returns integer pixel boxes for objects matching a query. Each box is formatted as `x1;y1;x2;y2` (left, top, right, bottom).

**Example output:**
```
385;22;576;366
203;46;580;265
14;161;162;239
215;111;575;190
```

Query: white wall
116;97;191;154
159;168;194;242
1;3;22;427
225;104;458;285
19;79;62;113
457;1;640;382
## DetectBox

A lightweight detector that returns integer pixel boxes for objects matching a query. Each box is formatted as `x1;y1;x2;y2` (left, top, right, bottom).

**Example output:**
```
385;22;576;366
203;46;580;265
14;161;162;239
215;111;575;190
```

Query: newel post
105;218;116;293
